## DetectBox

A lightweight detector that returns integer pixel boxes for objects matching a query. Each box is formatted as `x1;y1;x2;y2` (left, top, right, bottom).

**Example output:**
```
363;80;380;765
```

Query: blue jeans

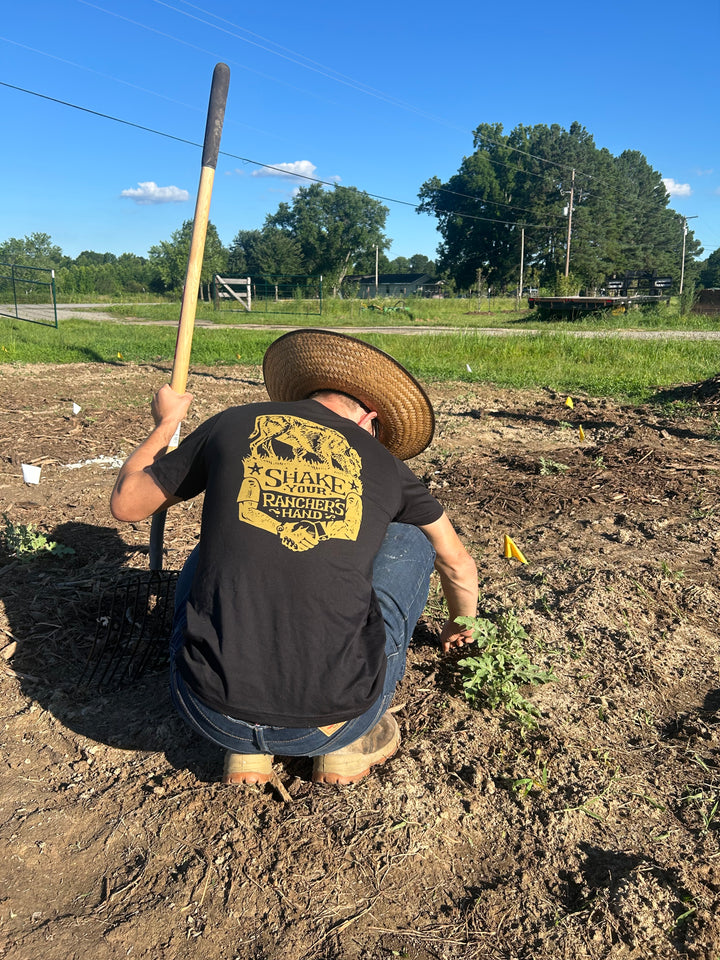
169;523;435;756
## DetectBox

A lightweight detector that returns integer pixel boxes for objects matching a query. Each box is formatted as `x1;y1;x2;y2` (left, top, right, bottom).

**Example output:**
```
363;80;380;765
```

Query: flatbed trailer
527;295;668;318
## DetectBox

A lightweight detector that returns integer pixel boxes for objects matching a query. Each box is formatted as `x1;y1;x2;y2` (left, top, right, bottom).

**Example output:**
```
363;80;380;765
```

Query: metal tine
83;571;178;688
82;576;132;686
126;571;178;680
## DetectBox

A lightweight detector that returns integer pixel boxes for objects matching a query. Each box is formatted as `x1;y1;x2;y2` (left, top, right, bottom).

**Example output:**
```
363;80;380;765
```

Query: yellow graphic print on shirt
237;414;363;552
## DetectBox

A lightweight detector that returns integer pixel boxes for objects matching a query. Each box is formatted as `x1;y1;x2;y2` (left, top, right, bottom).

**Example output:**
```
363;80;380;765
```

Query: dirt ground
1;361;719;960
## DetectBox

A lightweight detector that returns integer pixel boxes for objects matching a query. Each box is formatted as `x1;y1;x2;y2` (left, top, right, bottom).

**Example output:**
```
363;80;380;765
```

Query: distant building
344;273;444;299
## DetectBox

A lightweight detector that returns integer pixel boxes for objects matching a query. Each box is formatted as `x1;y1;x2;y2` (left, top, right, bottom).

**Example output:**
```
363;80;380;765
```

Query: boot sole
311;737;400;785
223;771;273;785
222;750;274;785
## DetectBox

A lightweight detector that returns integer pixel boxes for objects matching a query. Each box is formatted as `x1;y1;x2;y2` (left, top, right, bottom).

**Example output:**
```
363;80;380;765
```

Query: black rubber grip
201;62;230;170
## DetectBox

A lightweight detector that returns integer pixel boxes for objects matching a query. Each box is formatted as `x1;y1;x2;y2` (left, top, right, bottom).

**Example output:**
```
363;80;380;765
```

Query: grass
1;314;719;403
90;296;720;331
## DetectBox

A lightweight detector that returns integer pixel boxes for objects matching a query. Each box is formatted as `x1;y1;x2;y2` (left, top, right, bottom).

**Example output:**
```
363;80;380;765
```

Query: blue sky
1;0;718;266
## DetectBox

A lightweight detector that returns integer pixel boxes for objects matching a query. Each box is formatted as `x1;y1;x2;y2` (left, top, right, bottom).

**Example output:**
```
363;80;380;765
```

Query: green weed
681;785;720;835
660;561;685;580
512;755;550;797
1;514;75;560
456;611;555;728
539;457;569;476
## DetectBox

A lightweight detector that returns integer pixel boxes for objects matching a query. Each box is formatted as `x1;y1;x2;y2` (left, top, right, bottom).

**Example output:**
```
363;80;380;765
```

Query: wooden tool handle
170;62;230;395
150;63;230;571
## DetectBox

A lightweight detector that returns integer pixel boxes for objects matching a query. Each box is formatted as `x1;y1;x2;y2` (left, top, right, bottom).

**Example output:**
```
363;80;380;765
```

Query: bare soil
1;362;720;960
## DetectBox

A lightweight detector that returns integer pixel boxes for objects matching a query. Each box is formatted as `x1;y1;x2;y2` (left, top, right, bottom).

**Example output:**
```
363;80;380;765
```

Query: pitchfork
82;63;230;687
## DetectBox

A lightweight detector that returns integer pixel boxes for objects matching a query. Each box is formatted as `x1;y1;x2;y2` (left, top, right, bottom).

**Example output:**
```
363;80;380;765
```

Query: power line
78;0;664;195
4;12;693;230
0;79;551;232
76;0;344;111
150;0;451;124
0;34;278;139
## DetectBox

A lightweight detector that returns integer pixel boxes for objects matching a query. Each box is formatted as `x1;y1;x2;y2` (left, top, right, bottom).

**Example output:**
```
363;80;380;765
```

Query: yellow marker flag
579;425;586;441
565;396;574;408
503;534;512;558
504;535;528;564
117;352;124;359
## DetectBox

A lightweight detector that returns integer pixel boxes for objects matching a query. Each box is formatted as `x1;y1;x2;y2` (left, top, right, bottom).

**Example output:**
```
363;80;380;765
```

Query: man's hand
439;619;475;654
151;384;193;428
419;513;479;654
110;384;192;522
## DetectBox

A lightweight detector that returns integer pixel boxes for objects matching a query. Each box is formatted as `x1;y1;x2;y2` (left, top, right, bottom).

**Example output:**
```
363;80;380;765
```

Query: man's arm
420;512;479;653
110;384;193;522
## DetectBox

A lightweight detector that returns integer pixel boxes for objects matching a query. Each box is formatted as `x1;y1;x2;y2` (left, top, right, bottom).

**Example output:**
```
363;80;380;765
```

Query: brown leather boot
312;712;400;785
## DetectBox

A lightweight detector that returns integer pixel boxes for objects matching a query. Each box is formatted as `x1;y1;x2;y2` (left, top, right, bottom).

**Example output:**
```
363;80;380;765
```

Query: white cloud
663;177;692;197
252;160;317;182
120;181;190;205
695;168;714;176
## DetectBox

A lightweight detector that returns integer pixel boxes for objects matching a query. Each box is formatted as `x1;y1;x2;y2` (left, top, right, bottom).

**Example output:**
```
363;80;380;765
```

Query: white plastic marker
72;402;82;415
22;463;41;484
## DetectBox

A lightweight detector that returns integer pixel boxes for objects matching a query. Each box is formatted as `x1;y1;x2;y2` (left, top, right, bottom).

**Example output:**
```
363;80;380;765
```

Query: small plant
512;756;550;797
660;561;685;580
1;514;75;560
456;611;556;728
539;457;569;476
681;785;719;836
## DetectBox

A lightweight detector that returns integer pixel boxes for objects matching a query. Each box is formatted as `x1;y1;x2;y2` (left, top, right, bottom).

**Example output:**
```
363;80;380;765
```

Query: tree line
0;186;434;301
419;121;708;293
1;121;717;299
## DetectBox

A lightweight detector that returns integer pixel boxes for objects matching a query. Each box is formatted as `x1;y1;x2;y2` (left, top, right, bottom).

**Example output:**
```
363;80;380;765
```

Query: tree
148;220;227;298
74;250;118;266
384;253;436;276
265;184;390;291
252;230;304;277
0;232;67;270
408;254;436;276
388;256;411;273
611;151;702;280
115;253;154;294
418;122;701;293
697;248;720;289
352;249;390;275
227;230;263;277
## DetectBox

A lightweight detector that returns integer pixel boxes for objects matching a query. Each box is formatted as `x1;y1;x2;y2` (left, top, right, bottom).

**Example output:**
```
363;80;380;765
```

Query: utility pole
679;215;698;294
564;169;575;277
517;226;525;310
375;244;379;297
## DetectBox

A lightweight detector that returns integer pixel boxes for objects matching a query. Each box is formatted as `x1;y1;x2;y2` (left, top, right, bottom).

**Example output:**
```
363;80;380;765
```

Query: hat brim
263;329;435;460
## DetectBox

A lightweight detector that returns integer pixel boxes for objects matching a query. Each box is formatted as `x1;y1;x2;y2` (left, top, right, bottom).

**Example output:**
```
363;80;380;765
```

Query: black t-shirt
149;399;443;726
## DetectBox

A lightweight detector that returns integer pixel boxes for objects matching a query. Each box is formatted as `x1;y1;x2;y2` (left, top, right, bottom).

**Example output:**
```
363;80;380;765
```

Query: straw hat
263;329;435;460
